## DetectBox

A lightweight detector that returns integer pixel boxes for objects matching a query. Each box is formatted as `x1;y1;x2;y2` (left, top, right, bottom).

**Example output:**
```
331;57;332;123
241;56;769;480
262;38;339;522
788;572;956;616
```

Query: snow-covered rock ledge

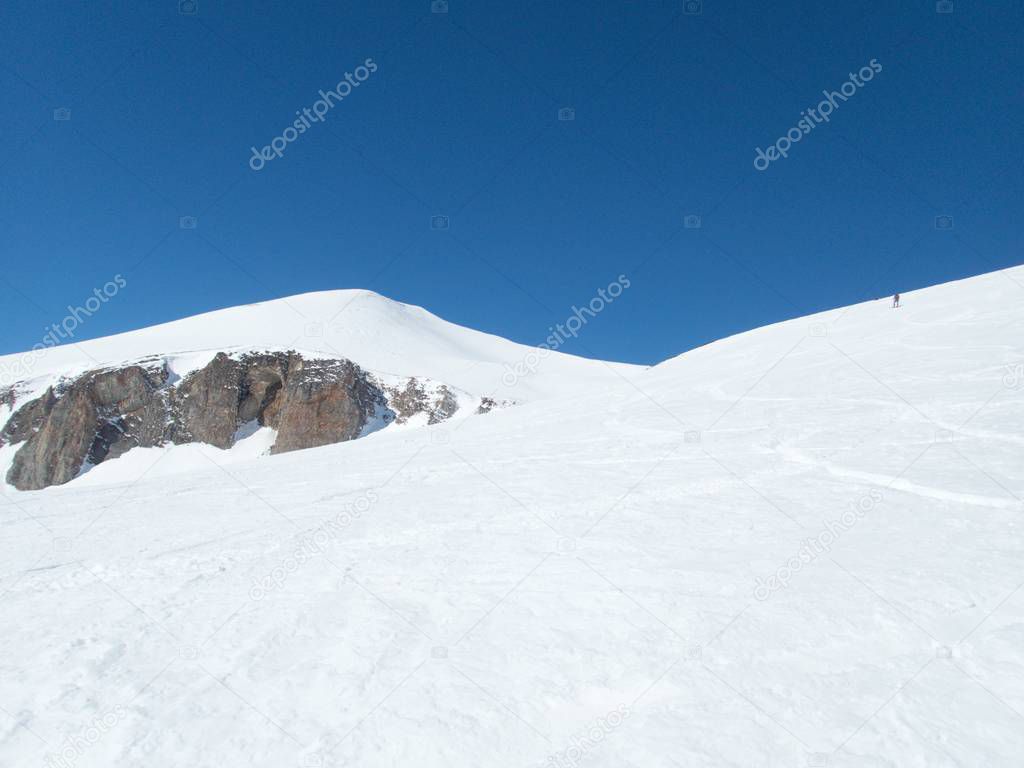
0;350;507;491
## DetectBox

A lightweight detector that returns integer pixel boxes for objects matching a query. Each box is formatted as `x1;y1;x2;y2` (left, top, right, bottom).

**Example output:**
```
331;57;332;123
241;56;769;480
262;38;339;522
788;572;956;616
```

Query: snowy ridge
0;289;644;402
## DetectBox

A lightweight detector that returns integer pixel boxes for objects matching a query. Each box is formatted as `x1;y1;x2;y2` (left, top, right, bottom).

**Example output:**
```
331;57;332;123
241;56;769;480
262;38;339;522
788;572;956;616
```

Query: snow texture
1;267;1023;767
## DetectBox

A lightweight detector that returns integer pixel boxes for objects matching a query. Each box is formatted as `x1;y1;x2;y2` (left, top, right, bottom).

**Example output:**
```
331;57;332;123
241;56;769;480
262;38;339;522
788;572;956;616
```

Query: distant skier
892;293;900;308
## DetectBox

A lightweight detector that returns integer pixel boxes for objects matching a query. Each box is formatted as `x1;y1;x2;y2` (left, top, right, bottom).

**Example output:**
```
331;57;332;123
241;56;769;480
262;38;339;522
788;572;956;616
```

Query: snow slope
1;266;1023;767
0;289;642;402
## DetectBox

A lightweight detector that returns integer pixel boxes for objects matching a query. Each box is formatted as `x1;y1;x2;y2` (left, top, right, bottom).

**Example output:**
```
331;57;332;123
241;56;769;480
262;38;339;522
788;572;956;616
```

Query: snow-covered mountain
0;290;643;490
0;288;641;401
2;266;1023;766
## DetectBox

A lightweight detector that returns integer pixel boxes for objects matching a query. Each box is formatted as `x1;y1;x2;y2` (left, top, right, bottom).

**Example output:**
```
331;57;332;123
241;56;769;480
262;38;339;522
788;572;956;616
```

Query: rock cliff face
269;358;378;454
3;363;170;489
6;387;94;491
0;350;503;491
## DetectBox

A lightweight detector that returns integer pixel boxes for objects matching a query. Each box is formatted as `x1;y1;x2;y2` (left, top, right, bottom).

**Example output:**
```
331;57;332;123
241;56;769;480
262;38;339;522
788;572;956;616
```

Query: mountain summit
0;290;642;489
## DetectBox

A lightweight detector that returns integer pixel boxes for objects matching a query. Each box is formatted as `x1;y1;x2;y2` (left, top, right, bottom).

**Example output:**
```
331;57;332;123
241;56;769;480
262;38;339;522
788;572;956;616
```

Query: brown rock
86;365;170;463
237;353;290;425
427;385;458;425
1;387;57;447
385;378;459;424
171;353;242;449
270;359;377;454
2;349;483;490
7;387;97;490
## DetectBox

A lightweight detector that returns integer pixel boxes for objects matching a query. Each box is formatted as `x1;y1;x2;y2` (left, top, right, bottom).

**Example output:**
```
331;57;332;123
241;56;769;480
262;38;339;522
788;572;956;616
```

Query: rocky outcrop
238;354;290;425
0;386;17;412
1;364;170;489
5;387;95;491
1;350;506;491
384;378;459;425
477;396;502;415
271;359;378;454
87;365;171;463
1;388;57;446
172;353;245;448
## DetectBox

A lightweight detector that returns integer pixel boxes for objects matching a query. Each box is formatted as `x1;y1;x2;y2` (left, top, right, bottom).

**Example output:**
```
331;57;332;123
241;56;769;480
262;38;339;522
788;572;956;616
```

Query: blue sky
1;0;1021;364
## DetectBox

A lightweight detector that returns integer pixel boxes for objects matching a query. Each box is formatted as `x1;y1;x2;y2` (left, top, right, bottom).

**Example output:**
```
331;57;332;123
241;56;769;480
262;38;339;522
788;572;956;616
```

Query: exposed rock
1;388;57;447
0;386;17;412
2;350;506;490
172;353;243;449
476;396;514;415
85;364;170;464
238;354;290;425
430;387;459;424
90;365;166;411
385;378;459;425
7;387;97;490
271;359;377;454
2;364;171;489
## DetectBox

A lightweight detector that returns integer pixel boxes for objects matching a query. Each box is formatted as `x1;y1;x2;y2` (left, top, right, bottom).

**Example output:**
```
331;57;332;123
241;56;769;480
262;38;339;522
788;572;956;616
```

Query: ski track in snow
1;269;1024;766
779;445;1022;510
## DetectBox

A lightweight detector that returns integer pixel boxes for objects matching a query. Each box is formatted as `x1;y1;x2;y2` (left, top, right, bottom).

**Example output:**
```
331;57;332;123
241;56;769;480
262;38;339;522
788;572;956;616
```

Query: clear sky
1;0;1021;365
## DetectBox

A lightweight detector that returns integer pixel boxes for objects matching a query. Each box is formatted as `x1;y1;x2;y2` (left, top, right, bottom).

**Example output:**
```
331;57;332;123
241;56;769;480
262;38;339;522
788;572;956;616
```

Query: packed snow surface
2;266;1023;767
